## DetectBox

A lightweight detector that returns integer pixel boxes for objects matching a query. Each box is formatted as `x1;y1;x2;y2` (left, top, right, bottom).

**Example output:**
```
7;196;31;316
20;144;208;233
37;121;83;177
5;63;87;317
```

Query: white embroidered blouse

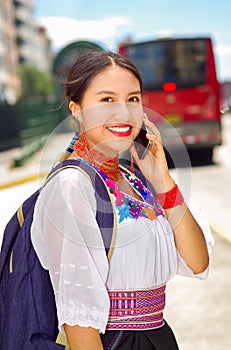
31;165;214;334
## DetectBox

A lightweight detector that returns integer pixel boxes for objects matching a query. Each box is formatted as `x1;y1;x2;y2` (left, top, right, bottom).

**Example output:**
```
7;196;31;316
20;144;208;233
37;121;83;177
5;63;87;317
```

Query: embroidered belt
106;284;166;330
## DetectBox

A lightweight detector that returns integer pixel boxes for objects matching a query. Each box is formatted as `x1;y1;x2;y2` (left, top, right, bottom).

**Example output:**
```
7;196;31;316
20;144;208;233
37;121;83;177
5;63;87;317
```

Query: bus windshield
123;38;207;90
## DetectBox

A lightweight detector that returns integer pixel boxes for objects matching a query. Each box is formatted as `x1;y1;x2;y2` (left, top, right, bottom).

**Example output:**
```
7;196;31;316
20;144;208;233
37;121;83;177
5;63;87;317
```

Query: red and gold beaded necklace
74;132;124;182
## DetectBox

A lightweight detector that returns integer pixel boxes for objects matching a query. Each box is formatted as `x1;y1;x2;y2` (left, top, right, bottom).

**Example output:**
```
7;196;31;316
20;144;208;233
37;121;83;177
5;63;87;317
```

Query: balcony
14;7;29;23
13;0;35;11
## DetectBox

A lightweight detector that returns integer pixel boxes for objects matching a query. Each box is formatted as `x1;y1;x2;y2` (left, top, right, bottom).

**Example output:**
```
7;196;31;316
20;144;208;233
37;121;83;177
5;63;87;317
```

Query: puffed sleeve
31;168;110;334
176;199;214;280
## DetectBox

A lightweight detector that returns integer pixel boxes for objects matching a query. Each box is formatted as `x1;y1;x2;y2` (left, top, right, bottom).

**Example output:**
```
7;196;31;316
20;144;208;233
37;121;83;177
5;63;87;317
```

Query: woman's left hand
130;119;175;193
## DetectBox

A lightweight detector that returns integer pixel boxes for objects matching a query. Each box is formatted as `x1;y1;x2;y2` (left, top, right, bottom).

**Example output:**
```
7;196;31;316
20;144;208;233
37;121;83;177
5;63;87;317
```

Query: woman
31;51;213;349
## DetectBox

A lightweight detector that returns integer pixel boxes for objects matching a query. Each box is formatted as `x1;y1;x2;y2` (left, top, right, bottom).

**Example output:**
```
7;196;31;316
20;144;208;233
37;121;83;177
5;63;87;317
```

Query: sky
34;0;231;82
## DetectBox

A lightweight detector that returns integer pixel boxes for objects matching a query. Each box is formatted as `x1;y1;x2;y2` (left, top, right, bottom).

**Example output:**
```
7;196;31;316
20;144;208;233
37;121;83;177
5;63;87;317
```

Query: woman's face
70;65;143;158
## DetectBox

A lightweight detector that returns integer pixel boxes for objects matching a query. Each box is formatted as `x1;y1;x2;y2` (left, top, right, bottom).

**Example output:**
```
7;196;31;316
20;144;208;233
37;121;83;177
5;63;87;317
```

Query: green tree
18;64;55;103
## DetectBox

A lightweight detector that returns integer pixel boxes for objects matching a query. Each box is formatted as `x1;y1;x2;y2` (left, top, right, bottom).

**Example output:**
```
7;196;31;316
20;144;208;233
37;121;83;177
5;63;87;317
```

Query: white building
0;0;52;104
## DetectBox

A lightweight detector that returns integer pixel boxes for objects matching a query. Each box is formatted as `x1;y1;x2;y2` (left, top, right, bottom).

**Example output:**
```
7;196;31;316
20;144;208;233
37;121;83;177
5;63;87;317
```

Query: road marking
0;173;48;190
210;223;231;244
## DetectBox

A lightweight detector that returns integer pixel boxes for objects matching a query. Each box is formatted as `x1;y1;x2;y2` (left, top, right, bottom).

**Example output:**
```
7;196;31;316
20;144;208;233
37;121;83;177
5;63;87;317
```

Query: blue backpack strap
45;158;116;260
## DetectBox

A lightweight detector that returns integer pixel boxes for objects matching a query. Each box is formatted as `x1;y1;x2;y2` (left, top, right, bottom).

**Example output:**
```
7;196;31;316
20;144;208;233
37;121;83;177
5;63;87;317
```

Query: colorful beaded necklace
74;135;123;182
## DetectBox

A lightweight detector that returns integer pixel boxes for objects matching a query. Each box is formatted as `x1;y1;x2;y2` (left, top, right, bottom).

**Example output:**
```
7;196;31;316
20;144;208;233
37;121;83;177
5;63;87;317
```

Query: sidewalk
0;132;73;189
0;135;231;349
165;232;231;350
0;147;43;189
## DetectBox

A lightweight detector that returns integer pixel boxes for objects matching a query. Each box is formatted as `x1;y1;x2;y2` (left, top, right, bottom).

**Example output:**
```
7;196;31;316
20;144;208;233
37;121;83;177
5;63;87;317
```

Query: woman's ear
69;101;81;120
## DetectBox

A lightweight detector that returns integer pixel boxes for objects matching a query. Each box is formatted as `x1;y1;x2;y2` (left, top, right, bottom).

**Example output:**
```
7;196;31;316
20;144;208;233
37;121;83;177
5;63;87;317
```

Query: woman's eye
101;97;113;102
129;96;140;103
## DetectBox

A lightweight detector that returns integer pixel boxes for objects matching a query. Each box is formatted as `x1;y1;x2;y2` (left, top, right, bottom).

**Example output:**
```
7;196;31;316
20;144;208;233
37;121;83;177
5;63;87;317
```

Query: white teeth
108;126;130;133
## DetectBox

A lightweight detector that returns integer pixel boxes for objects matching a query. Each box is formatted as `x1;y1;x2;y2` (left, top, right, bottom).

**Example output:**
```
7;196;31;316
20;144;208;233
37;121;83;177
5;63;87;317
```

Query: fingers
143;120;166;158
143;119;162;142
144;120;162;149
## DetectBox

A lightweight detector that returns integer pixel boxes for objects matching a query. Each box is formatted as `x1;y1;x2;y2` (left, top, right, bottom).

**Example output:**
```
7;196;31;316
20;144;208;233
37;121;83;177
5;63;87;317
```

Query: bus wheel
189;147;214;166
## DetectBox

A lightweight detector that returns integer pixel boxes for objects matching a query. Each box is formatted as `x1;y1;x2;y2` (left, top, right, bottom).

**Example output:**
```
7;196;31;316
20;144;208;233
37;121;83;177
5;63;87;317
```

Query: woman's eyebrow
96;90;141;95
96;90;116;95
128;90;142;95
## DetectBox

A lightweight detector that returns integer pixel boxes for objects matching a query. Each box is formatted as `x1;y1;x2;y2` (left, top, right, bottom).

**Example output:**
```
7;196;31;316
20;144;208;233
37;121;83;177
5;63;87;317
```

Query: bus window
123;39;207;90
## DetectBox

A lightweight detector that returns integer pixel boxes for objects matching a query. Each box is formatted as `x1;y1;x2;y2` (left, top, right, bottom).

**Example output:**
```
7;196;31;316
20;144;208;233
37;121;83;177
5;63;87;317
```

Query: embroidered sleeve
31;168;110;333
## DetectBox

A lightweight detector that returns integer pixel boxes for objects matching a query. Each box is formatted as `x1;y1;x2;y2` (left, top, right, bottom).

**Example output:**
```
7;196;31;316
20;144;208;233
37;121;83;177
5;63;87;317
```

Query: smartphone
134;122;152;159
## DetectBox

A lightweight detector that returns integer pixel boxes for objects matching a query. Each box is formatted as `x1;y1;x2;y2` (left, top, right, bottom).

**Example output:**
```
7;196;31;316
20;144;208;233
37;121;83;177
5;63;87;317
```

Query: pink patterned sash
107;285;166;330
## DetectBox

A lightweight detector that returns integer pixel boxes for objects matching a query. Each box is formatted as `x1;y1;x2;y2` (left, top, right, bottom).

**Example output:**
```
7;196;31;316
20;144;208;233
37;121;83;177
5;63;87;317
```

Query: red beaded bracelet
156;184;184;209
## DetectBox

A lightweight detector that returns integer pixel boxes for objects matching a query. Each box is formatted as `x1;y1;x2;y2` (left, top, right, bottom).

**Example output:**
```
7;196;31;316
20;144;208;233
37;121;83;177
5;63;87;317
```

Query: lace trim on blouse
59;300;109;334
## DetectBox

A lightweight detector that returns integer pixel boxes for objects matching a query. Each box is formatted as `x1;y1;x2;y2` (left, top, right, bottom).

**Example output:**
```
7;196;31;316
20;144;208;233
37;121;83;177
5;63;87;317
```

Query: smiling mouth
107;125;132;137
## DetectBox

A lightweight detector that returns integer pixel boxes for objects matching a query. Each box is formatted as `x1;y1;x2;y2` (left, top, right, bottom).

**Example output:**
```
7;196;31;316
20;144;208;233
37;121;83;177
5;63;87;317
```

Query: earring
79;124;89;149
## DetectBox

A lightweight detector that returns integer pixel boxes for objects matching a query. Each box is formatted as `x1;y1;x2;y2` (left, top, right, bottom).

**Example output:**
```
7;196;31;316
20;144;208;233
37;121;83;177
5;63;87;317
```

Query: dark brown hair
64;51;143;104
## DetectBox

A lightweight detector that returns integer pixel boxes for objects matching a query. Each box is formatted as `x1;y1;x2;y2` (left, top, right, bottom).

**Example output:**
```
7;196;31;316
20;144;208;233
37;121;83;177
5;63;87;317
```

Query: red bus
119;37;221;163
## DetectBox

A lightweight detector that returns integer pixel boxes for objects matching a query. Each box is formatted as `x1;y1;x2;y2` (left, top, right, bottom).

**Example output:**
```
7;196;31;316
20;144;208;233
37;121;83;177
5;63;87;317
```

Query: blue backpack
0;158;115;350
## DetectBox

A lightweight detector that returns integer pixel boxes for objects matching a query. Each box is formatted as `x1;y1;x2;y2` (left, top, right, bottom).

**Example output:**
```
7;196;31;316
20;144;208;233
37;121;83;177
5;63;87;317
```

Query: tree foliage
18;64;55;103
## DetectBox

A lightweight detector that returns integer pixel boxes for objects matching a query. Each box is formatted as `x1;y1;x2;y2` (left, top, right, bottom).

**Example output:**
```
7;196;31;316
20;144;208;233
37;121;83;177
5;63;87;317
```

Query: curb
210;223;231;245
0;173;48;190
